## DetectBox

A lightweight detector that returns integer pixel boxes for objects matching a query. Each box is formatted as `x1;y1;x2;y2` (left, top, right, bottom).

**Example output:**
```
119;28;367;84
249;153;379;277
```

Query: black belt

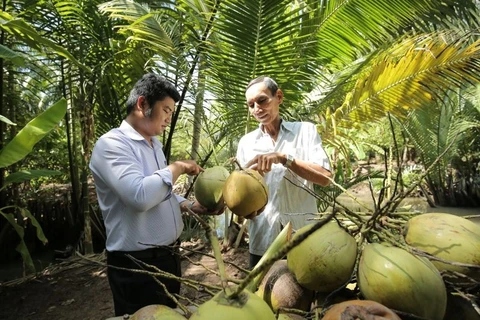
108;241;180;260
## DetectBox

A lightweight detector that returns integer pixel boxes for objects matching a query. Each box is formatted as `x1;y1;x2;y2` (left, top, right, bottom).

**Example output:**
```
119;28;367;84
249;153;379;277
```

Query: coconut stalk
186;208;230;291
234;218;247;248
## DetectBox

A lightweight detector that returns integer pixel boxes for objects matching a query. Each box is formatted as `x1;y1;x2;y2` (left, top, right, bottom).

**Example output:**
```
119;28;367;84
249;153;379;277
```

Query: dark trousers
106;244;181;316
249;253;263;270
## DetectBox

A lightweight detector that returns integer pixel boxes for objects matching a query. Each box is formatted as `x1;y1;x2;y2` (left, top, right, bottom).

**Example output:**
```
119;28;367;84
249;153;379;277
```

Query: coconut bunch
227;162;480;320
281;195;480;318
247;211;480;320
185;161;480;320
185;209;343;320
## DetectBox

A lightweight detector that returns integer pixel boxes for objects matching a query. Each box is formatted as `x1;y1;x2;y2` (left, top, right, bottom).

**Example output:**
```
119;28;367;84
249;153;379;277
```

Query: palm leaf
0;43;25;66
98;1;177;56
0;11;88;71
331;32;480;132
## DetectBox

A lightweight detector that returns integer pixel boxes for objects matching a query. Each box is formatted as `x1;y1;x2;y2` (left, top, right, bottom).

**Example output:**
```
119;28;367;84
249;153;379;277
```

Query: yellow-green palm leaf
331;33;480;132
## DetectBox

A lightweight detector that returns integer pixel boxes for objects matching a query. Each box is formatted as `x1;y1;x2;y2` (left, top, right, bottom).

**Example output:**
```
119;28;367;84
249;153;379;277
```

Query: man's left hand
183;200;225;215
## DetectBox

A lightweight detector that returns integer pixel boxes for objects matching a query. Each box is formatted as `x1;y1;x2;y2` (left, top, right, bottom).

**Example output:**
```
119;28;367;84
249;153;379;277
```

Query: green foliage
2;0;480;270
0;99;67;168
0;99;67;274
0;207;48;274
0;44;24;66
0;11;88;71
402;87;480;205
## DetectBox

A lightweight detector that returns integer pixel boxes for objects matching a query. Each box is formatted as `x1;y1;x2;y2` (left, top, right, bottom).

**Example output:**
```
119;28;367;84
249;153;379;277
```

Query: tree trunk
60;60;79;226
191;56;206;161
79;90;95;254
0;0;6;208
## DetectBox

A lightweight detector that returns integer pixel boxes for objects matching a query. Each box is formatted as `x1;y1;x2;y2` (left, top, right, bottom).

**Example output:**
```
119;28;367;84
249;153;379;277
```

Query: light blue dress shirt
89;121;184;251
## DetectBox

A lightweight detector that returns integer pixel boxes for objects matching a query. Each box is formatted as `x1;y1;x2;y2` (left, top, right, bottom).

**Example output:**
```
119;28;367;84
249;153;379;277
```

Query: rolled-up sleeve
90;135;173;212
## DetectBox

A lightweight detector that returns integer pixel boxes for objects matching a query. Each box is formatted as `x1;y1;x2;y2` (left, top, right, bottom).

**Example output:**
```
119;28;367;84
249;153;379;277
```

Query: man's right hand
169;160;203;183
177;160;203;176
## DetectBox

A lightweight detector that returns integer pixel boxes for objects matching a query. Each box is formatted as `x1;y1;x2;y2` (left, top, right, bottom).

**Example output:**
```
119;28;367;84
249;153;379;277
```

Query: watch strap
285;154;294;168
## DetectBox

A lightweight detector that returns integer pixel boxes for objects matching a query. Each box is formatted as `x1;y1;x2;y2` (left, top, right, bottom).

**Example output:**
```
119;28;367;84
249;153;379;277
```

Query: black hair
246;76;279;95
126;73;181;115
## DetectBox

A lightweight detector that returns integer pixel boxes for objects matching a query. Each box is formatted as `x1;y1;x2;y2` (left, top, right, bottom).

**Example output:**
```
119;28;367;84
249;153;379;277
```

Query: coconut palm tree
99;0;480;206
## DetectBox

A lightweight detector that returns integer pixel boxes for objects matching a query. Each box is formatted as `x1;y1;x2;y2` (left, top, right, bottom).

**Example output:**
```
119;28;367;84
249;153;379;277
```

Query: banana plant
0;99;67;274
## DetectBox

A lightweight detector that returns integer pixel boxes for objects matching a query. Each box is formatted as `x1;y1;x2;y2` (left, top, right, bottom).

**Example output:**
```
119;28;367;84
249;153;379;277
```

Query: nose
252;102;261;114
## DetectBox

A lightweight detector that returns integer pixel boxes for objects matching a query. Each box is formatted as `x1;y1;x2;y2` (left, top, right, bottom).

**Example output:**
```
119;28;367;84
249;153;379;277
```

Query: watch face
286;154;294;167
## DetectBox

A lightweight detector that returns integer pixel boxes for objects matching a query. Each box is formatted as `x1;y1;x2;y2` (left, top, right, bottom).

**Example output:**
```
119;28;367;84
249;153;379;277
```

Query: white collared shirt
89;120;184;251
236;120;331;256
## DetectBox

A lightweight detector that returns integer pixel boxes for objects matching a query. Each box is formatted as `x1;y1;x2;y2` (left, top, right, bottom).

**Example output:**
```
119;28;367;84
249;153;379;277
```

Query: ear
276;89;284;104
136;96;146;111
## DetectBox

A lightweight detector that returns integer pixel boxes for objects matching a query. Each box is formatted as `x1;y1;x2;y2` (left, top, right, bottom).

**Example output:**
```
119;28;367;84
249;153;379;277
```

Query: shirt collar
281;120;295;133
119;120;145;141
258;118;294;135
119;120;163;148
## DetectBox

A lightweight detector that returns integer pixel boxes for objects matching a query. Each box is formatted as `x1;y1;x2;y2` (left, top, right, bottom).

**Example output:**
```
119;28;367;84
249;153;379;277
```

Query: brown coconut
321;300;401;320
194;166;230;210
256;260;313;312
129;304;187;320
222;169;268;217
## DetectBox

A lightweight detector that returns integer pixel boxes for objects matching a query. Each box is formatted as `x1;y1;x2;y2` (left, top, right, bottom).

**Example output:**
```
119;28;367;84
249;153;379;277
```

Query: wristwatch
284;154;295;168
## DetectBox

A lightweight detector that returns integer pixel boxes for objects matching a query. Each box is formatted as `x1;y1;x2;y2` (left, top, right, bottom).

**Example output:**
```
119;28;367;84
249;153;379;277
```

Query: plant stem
187;208;230;291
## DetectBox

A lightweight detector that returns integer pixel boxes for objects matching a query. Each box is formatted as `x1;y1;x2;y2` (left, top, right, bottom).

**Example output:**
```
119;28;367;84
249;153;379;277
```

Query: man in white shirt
236;76;333;268
90;73;219;316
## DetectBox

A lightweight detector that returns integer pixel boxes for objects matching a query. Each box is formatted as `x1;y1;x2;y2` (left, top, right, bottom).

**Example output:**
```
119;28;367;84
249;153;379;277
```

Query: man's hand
245;152;285;176
178;160;204;175
181;200;225;216
244;204;266;220
169;160;203;183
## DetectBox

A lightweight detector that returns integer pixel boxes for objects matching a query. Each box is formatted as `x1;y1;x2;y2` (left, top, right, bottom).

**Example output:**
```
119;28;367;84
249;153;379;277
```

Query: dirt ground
0;241;250;320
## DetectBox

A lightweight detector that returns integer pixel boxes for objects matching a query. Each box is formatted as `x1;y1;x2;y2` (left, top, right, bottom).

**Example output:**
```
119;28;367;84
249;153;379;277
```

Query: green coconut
256;260;313;312
222;169;268;217
404;212;480;279
277;313;305;320
287;222;357;292
358;242;447;320
189;289;276;320
194;166;230;210
129;304;187;320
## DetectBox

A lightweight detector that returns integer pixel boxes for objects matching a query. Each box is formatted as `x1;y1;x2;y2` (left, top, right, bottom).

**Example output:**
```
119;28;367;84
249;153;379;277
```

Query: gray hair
246;76;279;95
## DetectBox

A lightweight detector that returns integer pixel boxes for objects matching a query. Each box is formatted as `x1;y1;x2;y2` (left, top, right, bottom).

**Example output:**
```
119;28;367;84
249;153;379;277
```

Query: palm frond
331;32;480;131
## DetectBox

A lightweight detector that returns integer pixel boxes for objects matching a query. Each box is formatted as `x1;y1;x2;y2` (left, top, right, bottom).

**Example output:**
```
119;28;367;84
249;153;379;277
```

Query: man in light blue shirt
237;76;333;269
90;73;218;316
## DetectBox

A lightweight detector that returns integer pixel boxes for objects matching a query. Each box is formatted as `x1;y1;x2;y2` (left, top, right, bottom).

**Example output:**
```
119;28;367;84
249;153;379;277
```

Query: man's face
142;97;175;136
245;82;282;125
